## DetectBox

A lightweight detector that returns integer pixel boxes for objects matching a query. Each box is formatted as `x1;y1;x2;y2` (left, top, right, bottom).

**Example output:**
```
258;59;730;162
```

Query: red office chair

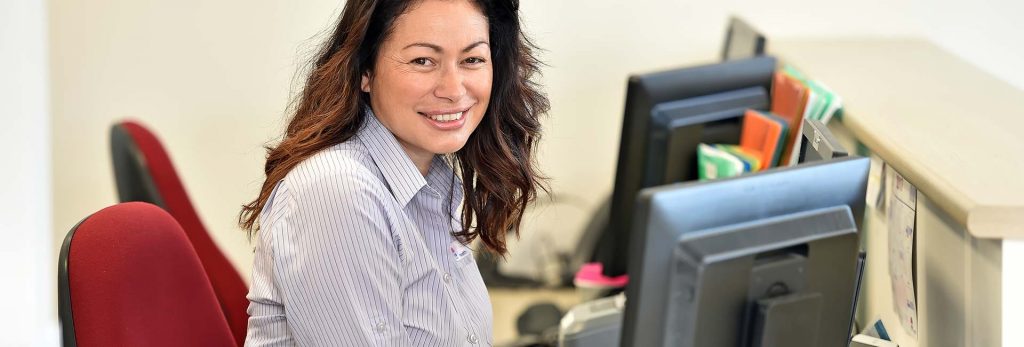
110;121;249;345
58;202;237;347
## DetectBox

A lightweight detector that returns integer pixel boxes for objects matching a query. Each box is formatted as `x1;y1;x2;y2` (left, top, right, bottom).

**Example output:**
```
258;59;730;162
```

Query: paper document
886;165;918;337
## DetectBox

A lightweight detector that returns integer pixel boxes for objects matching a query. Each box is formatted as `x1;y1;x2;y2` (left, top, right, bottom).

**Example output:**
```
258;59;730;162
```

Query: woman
238;0;548;345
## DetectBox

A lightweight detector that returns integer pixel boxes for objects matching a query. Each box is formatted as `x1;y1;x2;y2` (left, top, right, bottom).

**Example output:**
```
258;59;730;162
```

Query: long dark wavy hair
239;0;549;255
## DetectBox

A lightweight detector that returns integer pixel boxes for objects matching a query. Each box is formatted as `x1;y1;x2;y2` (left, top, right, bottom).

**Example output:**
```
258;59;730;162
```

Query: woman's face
362;0;492;162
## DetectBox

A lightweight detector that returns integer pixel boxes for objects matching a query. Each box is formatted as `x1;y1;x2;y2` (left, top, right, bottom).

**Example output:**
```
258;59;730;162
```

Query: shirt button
374;322;386;333
443;273;452;283
467;332;478;344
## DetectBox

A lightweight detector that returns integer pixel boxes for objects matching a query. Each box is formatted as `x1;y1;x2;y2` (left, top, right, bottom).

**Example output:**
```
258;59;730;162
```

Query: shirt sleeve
269;171;411;346
245;181;297;347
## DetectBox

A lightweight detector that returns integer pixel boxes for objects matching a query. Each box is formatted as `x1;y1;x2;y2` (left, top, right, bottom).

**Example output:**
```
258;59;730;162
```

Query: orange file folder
740;109;788;168
770;72;807;165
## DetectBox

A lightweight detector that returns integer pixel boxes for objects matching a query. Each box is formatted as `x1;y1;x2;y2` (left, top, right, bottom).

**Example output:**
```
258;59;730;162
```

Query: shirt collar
357;110;428;207
426;155;464;212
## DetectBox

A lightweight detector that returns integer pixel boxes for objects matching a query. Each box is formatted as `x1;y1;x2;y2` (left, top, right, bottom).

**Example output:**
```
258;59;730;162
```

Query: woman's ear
361;72;371;93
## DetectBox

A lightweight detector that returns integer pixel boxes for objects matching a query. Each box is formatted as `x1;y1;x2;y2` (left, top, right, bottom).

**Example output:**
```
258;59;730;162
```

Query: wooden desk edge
845;112;1022;239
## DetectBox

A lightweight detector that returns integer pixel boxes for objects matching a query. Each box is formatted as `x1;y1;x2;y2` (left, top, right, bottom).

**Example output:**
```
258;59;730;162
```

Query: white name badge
449;241;472;266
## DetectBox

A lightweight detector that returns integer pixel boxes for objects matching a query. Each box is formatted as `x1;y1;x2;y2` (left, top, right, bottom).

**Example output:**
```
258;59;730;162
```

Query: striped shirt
245;111;493;346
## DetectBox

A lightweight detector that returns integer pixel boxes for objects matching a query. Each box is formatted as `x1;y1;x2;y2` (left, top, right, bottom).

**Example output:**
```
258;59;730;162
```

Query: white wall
1;0;59;345
914;0;1024;90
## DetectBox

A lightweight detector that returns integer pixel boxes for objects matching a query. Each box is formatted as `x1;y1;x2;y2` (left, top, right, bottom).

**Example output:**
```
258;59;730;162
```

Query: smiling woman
238;0;548;346
360;0;493;175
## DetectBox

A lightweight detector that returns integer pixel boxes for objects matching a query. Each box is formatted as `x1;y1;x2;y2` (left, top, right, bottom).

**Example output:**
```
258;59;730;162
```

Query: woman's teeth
428;112;463;122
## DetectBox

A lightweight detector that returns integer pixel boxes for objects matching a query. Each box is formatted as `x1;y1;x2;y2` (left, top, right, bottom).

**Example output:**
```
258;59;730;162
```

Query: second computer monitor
722;16;767;61
599;56;776;277
646;86;769;185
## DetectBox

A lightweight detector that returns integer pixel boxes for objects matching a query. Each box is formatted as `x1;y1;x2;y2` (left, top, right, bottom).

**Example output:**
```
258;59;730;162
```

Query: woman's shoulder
283;143;389;203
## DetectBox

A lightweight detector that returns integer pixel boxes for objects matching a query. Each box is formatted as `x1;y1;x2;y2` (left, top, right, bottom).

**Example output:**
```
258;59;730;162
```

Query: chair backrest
58;202;237;347
110;121;249;344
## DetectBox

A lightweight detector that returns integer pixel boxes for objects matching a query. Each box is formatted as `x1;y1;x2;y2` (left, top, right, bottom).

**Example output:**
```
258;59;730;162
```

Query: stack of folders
771;65;844;165
696;65;844;181
697;109;789;180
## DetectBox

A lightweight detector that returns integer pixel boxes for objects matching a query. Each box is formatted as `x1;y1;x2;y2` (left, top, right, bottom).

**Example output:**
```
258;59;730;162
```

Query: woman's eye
410;58;433;66
464;57;486;65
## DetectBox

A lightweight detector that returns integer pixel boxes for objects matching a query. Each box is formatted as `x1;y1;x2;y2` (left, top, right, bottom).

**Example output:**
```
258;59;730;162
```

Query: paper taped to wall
886;165;918;337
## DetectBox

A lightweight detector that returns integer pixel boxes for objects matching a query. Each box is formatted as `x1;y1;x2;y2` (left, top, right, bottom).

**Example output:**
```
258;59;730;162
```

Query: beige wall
50;0;344;280
49;0;923;284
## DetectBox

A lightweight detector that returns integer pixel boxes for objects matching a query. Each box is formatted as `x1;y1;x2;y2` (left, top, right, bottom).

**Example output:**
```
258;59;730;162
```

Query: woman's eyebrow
462;41;489;53
404;42;443;52
402;40;490;53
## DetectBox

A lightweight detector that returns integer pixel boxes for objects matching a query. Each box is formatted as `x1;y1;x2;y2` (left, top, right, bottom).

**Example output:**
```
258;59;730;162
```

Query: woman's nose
434;66;467;102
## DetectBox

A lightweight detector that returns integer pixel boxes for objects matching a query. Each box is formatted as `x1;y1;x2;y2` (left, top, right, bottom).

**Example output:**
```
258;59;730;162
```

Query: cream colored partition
771;39;1023;347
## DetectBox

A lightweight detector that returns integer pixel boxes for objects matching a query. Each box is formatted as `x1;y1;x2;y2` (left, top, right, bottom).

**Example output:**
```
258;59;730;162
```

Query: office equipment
646;86;770;183
622;156;869;347
772;38;1024;346
771;68;846;166
798;118;849;163
597;56;776;278
850;252;868;339
59;202;237;346
110;121;249;344
722;16;767;61
741;109;789;168
558;293;625;347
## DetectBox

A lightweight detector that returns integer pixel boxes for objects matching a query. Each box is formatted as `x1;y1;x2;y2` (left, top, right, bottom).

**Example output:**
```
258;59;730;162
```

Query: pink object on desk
574;262;629;289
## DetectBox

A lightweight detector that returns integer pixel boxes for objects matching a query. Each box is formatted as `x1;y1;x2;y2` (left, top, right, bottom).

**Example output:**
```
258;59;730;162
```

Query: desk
770;38;1024;347
490;288;581;345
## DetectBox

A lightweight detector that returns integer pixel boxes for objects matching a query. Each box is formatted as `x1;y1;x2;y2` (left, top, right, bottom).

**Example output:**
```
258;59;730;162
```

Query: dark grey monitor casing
646;86;769;186
600;56;777;277
621;156;869;347
799;118;850;163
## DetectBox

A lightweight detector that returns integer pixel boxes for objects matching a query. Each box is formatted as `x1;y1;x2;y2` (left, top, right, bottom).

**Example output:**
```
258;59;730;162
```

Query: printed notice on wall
886;164;918;337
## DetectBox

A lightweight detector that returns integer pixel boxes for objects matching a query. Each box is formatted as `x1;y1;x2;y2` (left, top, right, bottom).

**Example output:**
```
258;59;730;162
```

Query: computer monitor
646;86;769;185
597;56;776;278
621;156;869;347
722;16;767;61
798;118;849;163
